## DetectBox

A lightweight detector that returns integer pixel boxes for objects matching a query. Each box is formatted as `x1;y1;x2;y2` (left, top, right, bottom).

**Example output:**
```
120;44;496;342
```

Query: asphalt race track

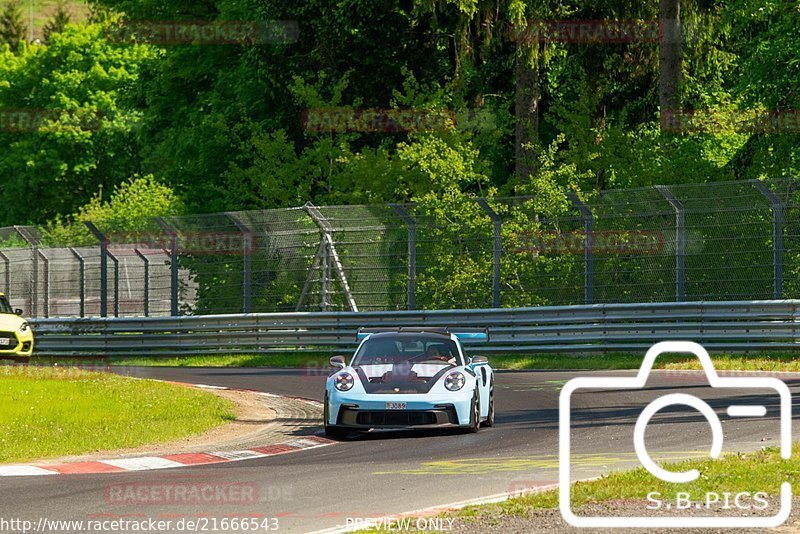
1;367;798;533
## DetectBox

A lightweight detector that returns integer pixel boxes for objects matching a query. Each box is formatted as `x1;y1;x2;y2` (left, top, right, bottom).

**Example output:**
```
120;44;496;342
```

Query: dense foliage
0;0;798;311
0;0;796;229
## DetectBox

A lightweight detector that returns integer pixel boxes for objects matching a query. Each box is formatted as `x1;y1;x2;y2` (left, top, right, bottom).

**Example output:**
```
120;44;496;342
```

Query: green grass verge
0;365;235;464
30;351;800;372
453;445;797;524
490;352;800;371
36;353;333;368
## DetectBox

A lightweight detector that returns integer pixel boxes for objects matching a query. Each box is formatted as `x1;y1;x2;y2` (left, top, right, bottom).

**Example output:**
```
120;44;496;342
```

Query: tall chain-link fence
0;178;797;318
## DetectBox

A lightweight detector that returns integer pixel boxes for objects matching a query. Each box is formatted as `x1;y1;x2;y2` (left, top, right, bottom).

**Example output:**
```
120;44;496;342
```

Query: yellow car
0;293;33;362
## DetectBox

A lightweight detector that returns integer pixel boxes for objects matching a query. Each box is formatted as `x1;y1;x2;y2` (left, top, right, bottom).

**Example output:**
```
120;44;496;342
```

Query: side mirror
329;356;346;369
471;356;489;365
14;309;23;316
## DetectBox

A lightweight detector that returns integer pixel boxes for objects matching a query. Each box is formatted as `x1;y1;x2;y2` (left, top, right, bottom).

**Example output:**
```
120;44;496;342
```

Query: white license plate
0;338;9;346
385;402;407;410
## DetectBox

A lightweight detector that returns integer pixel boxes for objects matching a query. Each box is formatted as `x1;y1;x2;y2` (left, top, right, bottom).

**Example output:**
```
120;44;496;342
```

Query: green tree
0;0;26;50
43;175;185;245
43;2;72;43
0;24;159;226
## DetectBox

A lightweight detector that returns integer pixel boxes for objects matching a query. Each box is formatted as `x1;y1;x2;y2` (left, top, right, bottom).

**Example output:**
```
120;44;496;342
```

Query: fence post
156;218;180;316
0;250;9;296
475;198;502;308
70;248;85;318
390;204;417;310
107;249;120;318
134;249;150;317
227;213;253;313
15;226;39;316
751;180;784;299
84;222;107;317
38;249;49;318
321;240;331;311
655;185;685;301
568;192;594;304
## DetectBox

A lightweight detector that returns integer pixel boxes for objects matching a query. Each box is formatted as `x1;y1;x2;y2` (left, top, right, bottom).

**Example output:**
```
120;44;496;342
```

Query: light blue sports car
324;327;494;438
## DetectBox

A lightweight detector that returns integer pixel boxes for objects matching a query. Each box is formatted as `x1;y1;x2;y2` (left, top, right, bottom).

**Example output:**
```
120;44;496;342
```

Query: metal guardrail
27;300;800;357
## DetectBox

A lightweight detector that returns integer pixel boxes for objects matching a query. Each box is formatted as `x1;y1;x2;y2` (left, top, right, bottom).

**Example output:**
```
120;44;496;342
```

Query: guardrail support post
655;185;685;301
134;249;150;317
156;218;180;316
227;213;253;314
476;199;502;308
85;222;108;317
568;192;594;304
390;204;417;310
70;248;86;318
752;180;784;299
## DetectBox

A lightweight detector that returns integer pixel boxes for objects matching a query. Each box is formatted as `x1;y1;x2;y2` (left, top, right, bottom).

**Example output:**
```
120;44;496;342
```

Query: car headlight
444;371;465;391
18;322;29;333
334;372;354;391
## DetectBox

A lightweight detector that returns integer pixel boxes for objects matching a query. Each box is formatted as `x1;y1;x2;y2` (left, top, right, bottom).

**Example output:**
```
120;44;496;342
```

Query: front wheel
323;392;347;439
482;385;495;428
467;388;481;433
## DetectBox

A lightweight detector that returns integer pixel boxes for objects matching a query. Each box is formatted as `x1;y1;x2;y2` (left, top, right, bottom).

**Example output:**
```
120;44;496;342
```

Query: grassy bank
452;445;797;525
29;351;800;372
0;366;234;464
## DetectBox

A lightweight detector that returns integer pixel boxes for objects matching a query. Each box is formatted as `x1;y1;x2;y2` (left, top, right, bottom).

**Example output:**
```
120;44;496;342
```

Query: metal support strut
304;203;358;312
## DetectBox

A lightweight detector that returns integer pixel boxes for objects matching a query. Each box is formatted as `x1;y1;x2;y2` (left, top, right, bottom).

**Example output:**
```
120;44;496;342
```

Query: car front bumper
328;391;473;429
0;330;34;358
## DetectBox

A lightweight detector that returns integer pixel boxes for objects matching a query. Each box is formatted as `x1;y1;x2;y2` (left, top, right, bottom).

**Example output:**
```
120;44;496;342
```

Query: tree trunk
515;43;539;181
659;0;682;131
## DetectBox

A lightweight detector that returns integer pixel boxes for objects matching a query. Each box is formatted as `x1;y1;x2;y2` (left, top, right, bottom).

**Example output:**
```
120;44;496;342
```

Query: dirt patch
139;388;278;454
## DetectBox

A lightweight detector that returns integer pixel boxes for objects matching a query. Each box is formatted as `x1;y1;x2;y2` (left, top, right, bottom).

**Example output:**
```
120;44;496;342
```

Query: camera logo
559;341;792;528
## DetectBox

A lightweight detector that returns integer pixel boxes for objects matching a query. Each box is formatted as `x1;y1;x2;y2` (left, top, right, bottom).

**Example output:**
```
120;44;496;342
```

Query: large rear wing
356;327;489;342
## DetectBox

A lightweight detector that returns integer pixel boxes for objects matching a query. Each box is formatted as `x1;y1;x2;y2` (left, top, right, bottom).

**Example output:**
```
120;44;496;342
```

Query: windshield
0;296;12;314
353;334;462;366
351;334;463;394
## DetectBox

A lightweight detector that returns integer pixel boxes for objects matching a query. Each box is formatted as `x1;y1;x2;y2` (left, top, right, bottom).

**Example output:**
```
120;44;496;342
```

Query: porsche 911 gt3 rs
324;327;494;438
